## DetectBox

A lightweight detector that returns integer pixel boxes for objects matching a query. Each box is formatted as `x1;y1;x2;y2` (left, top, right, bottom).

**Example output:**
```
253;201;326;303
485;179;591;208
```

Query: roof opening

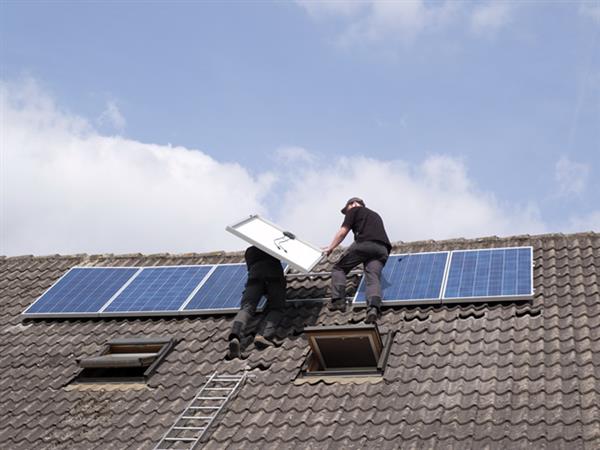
300;324;393;378
74;337;175;383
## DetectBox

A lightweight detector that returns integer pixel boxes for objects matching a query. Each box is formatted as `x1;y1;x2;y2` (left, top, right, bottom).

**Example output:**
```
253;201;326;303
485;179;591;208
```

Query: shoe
254;335;275;350
365;307;379;324
328;299;346;311
227;337;241;359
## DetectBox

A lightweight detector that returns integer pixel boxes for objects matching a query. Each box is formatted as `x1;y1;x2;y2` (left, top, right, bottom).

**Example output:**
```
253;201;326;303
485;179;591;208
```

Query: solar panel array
23;264;252;318
353;246;533;307
23;247;534;318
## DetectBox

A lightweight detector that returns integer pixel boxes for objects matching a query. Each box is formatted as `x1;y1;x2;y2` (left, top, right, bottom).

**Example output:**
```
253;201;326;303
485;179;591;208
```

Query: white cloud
274;153;546;246
275;146;317;165
470;1;514;36
338;0;461;46
0;79;274;255
295;0;368;19
1;79;572;257
555;156;590;196
296;0;517;46
97;99;126;132
580;2;600;24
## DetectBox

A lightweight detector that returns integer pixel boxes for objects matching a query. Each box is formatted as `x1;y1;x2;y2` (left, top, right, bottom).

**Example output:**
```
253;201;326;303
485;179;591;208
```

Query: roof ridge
1;230;597;261
390;230;599;248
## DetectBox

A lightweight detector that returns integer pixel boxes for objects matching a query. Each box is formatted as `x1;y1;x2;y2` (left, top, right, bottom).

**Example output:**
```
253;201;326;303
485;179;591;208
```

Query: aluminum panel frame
441;246;534;303
227;214;323;273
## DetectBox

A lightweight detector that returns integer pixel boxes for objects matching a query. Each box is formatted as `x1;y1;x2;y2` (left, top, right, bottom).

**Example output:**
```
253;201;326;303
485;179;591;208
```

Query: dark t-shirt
244;246;283;277
342;206;391;252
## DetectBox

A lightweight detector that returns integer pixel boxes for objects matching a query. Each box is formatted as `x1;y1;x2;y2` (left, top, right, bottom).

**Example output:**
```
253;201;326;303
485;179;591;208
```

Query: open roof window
75;337;175;383
300;324;393;378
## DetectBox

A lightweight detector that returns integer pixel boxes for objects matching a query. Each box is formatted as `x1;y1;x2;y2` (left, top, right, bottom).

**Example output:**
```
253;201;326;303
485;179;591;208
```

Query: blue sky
1;1;599;255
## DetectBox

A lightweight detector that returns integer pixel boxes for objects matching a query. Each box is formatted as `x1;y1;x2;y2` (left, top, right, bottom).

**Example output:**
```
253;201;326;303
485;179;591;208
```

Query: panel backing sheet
442;247;533;302
354;252;449;306
24;267;139;315
227;215;322;273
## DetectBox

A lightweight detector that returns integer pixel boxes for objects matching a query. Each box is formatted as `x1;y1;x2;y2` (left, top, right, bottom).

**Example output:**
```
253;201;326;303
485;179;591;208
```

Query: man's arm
322;226;350;256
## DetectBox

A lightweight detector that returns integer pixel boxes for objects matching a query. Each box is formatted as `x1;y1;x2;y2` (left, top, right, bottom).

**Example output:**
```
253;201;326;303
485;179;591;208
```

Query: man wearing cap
323;198;391;323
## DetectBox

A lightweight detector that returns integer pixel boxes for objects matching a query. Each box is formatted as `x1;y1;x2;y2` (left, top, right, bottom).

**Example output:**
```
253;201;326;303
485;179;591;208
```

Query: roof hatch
300;324;393;378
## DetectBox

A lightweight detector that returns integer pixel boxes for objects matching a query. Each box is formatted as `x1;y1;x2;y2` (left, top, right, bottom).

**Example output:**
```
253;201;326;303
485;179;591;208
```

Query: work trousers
229;275;286;340
331;241;389;309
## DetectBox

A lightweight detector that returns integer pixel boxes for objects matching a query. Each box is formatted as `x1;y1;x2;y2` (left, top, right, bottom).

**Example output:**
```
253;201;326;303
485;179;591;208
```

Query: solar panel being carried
442;247;533;302
23;267;139;316
353;252;449;306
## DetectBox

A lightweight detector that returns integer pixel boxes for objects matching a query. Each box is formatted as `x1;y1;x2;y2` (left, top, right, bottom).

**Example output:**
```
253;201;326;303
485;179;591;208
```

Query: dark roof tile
1;232;599;448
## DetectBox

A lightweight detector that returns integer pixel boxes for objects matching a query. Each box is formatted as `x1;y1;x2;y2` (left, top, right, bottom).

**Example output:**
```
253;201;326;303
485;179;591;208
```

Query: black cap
341;197;365;214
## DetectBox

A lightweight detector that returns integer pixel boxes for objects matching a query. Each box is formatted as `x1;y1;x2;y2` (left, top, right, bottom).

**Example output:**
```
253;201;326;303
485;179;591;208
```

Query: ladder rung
196;396;228;400
181;415;213;420
214;377;242;381
189;406;219;409
173;426;206;431
164;437;196;442
204;387;234;391
182;415;213;419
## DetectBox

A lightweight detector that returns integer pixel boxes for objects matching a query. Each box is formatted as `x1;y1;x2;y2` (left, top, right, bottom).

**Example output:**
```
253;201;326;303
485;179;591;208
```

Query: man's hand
322;226;350;257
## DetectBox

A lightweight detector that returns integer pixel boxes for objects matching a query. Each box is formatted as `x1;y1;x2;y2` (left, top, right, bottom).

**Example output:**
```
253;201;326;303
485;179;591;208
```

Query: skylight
75;337;174;383
300;324;394;377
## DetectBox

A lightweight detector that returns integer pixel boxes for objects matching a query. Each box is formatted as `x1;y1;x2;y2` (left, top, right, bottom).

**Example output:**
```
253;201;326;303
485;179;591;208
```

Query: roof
1;231;599;449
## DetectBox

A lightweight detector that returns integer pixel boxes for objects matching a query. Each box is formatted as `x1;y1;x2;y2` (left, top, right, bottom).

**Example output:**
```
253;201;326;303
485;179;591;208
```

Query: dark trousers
229;275;286;340
331;241;389;309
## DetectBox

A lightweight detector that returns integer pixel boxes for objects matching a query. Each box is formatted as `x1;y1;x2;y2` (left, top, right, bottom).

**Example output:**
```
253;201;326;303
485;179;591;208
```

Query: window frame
75;337;175;383
300;325;394;378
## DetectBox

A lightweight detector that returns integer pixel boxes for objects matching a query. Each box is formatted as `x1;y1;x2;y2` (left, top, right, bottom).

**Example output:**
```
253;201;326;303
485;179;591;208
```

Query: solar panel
227;215;323;273
103;266;213;314
23;267;139;316
442;247;533;302
183;264;247;312
353;252;449;306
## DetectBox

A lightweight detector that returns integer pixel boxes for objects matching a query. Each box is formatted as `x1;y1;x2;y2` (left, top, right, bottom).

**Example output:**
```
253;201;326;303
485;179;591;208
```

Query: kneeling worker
323;197;391;323
227;246;286;359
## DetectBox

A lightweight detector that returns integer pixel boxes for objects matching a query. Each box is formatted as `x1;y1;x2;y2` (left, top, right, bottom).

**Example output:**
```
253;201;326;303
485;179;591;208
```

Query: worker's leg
255;276;286;348
360;242;389;323
330;243;364;309
364;259;384;304
228;277;264;358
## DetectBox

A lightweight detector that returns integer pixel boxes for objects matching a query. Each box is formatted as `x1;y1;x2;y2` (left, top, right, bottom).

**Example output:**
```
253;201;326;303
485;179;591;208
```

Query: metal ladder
154;372;246;450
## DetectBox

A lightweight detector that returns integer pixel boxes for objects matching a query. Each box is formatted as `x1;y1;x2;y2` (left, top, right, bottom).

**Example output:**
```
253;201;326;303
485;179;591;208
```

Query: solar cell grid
104;266;212;312
442;247;532;301
24;267;139;315
185;264;247;311
354;252;449;305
